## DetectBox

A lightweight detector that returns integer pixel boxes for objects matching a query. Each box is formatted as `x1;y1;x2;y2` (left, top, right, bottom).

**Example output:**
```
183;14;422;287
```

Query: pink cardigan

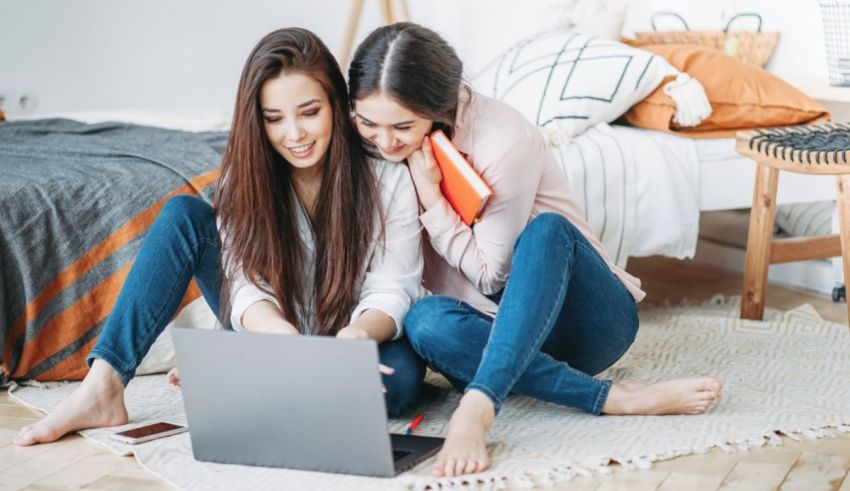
419;85;645;316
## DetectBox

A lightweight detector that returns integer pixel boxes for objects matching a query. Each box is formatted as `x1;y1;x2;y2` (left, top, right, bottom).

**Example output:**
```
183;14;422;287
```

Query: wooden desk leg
741;163;779;320
338;0;365;71
836;174;850;326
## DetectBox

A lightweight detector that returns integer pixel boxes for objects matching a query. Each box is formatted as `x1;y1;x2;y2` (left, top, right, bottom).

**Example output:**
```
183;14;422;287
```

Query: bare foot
603;377;722;416
432;390;495;477
14;359;129;446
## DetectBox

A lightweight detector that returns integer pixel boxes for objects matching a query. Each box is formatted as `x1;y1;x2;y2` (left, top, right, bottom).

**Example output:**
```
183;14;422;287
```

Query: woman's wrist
340;310;396;342
241;300;299;335
419;187;444;211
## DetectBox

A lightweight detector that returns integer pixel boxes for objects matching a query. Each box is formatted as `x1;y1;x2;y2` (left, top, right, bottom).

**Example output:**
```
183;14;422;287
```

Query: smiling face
260;72;333;172
353;92;433;162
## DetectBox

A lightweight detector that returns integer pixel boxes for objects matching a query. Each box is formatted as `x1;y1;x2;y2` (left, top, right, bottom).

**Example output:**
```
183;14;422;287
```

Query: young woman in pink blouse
349;23;723;478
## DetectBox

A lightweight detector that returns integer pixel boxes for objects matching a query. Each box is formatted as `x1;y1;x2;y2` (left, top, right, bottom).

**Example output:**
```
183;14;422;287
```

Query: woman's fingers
167;367;181;387
379;363;395;375
420;136;436;166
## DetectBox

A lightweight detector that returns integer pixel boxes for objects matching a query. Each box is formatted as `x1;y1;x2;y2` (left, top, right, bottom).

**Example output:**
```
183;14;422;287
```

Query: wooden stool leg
379;0;394;24
338;0;365;71
741;164;779;320
394;0;410;21
835;174;850;326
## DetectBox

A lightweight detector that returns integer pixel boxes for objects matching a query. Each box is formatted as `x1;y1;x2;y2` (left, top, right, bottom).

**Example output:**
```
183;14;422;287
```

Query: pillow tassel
663;73;712;127
539;126;573;148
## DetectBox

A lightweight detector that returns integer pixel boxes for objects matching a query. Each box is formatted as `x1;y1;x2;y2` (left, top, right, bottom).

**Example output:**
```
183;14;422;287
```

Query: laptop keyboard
393;449;413;462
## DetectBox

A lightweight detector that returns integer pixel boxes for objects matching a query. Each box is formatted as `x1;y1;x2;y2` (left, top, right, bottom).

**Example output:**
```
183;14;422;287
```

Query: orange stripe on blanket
11;263;130;378
4;169;219;372
40;333;99;381
31;281;202;382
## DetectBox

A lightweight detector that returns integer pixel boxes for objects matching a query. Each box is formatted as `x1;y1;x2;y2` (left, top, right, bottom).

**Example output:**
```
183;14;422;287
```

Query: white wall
622;0;827;81
0;0;830;118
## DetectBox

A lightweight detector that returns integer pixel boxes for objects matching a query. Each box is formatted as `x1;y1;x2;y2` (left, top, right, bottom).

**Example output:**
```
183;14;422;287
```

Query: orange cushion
625;44;830;138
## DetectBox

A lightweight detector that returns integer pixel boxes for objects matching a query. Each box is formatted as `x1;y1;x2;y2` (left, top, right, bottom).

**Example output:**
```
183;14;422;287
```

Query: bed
549;122;837;270
0;116;226;385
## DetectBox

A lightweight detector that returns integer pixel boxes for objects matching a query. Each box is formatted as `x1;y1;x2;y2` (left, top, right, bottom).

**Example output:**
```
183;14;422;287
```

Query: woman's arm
240;299;299;335
225;245;299;334
342;163;424;342
336;309;396;342
408;136;543;295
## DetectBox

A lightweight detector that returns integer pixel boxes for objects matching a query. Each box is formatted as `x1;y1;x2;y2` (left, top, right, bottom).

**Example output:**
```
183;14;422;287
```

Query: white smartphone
109;421;188;444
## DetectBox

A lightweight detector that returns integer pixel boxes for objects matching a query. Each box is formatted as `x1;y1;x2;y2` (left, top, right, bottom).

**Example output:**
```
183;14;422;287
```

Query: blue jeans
404;213;639;415
88;195;425;417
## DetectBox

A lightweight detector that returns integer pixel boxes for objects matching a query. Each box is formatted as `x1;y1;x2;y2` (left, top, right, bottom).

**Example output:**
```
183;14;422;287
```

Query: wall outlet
0;90;39;114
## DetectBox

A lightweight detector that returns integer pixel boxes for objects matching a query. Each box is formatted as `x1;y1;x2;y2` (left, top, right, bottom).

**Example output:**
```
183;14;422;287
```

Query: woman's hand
406;136;445;211
336;325;370;340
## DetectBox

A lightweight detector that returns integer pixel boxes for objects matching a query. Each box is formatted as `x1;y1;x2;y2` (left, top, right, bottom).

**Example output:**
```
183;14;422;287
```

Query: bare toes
431;458;445;477
445;458;458;477
454;459;466;476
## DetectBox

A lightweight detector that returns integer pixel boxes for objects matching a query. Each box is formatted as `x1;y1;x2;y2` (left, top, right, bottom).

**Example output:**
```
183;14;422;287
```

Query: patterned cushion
471;29;677;138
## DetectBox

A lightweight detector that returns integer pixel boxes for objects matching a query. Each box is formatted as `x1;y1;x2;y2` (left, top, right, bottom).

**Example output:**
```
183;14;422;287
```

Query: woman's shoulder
367;158;418;217
368;158;415;192
465;90;548;164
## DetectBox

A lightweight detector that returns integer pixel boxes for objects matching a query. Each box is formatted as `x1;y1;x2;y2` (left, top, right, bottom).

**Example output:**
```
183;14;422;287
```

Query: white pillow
470;29;678;138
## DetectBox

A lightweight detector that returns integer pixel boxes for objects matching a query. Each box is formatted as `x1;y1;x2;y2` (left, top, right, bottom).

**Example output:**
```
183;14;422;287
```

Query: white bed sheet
551;123;701;265
15;110;231;133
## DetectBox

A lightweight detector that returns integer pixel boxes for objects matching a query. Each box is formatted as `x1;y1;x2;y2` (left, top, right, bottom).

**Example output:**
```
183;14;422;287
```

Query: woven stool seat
736;124;850;324
738;124;850;174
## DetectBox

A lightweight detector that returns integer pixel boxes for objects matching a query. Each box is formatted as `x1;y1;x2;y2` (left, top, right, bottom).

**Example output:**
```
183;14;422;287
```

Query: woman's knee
519;213;580;248
160;194;214;228
403;295;458;350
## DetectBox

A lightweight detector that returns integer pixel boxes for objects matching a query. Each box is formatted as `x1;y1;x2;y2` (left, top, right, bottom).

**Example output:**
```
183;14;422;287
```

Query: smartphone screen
114;422;185;439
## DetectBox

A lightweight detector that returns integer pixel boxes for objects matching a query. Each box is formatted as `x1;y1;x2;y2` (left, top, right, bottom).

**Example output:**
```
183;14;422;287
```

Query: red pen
405;413;425;435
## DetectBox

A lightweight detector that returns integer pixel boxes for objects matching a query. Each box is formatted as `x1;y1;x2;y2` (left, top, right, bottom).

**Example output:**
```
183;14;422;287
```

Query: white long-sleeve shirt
226;159;423;338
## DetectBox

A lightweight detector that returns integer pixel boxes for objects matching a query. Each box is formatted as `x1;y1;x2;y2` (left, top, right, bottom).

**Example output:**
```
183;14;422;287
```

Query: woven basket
628;12;780;67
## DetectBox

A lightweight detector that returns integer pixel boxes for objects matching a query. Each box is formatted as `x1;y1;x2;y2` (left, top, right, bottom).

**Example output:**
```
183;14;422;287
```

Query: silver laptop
172;328;443;477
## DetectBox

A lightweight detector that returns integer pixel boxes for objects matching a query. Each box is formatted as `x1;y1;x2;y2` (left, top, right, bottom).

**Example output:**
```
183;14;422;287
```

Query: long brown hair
216;28;381;335
348;22;463;138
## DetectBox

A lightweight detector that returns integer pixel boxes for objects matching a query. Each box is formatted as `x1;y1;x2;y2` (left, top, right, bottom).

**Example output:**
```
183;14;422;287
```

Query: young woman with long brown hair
348;22;723;478
16;27;425;446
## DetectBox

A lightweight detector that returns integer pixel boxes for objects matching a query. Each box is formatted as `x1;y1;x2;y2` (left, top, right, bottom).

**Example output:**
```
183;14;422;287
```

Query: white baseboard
693;238;841;296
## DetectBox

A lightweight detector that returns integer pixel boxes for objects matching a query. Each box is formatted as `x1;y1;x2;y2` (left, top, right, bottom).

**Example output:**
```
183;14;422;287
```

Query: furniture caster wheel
832;286;845;303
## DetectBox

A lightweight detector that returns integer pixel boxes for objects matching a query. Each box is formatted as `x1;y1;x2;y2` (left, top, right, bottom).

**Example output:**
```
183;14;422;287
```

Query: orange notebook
429;130;493;226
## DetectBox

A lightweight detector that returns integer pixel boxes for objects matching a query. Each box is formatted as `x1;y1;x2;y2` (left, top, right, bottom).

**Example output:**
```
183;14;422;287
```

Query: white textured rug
10;296;850;490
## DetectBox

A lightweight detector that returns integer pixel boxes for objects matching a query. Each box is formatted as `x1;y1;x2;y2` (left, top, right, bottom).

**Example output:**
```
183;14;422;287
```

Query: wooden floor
1;256;849;490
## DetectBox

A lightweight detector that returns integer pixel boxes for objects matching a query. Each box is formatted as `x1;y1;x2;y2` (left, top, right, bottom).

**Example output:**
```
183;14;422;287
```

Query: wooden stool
737;124;850;322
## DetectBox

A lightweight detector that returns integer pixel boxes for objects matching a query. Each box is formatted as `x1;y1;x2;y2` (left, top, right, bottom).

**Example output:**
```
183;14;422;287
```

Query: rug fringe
409;422;850;490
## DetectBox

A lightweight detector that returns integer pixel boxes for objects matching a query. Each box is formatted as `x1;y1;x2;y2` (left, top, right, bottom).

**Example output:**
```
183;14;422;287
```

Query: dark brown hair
348;22;463;137
216;27;381;335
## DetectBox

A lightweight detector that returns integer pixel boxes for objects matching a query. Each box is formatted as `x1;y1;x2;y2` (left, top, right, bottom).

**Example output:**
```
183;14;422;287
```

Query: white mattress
14;110;231;133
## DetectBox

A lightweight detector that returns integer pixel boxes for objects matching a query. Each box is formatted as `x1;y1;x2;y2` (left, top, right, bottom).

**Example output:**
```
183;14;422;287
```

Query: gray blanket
0;118;226;383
